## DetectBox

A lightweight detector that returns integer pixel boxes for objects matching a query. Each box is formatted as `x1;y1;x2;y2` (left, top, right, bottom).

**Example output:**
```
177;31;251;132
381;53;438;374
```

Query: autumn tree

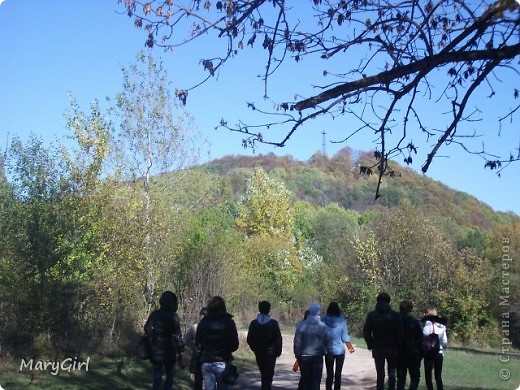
120;0;520;198
349;203;496;341
485;221;520;347
236;167;305;305
236;166;294;237
365;204;455;300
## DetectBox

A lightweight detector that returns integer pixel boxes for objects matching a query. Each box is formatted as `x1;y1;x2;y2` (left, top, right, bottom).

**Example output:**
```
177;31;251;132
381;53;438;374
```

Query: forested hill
202;148;518;232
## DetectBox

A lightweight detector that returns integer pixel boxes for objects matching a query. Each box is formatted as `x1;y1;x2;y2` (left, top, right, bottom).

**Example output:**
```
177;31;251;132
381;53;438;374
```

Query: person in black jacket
363;292;404;390
247;300;283;390
144;291;185;390
397;299;423;390
195;296;239;390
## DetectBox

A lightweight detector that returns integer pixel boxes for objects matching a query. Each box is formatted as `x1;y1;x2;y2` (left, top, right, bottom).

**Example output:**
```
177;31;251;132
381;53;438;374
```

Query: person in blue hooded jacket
294;303;331;390
322;302;355;390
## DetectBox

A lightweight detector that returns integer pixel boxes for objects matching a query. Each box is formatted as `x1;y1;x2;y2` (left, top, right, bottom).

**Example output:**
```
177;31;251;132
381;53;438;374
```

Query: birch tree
110;52;203;312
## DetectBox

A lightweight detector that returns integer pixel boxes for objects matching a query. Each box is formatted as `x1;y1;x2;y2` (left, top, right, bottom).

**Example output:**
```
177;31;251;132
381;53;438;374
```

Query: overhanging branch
293;44;520;112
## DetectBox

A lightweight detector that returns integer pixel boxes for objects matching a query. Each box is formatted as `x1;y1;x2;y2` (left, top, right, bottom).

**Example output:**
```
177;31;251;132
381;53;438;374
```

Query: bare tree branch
119;0;520;197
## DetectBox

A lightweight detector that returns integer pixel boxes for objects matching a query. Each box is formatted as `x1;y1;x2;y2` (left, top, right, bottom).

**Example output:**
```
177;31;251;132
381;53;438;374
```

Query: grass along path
0;336;519;389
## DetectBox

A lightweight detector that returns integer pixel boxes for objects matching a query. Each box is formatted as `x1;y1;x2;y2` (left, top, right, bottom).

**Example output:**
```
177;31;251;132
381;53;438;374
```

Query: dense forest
1;54;518;361
1;138;519;361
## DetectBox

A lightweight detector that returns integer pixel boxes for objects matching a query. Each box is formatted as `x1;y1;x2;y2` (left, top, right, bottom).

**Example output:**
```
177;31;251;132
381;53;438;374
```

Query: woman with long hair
422;305;448;390
195;296;239;390
322;302;355;390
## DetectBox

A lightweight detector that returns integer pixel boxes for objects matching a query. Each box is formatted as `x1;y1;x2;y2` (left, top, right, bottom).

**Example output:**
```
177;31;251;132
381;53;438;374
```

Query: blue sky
1;0;519;215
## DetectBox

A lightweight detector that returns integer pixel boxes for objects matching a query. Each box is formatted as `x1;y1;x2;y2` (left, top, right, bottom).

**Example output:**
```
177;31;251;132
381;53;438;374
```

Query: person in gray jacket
294;303;331;390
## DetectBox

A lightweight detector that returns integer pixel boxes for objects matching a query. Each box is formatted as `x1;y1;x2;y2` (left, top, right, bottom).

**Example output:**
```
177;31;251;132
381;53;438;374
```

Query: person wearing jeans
195;296;239;390
200;362;227;390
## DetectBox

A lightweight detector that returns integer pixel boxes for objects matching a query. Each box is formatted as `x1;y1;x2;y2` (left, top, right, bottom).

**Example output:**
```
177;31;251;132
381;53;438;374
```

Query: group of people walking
293;302;355;390
144;293;239;390
363;292;448;390
143;291;447;390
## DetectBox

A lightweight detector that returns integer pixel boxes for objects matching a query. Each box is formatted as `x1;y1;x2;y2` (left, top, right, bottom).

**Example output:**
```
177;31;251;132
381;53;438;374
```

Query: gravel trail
235;334;376;389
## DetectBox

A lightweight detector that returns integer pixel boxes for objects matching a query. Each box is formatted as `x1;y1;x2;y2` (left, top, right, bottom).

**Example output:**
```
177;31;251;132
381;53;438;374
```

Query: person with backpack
363;292;404;390
247;300;283;390
322;302;355;390
396;300;423;390
421;305;448;390
144;291;186;390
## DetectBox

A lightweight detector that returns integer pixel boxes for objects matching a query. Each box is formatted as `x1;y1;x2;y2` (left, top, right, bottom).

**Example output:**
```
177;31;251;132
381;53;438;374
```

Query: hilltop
202;148;518;233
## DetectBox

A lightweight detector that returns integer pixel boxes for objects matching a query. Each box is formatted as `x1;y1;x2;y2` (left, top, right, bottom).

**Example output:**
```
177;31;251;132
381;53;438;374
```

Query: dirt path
236;334;376;389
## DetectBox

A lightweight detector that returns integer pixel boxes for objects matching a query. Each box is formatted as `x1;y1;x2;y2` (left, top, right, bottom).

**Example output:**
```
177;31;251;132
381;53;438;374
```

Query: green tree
63;95;111;195
240;232;304;306
236;167;294;238
310;202;359;260
2;135;80;353
235;167;308;306
367;204;453;301
174;206;242;324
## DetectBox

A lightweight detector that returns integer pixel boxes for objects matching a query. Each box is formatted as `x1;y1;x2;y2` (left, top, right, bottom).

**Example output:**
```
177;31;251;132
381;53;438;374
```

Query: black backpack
421;323;440;358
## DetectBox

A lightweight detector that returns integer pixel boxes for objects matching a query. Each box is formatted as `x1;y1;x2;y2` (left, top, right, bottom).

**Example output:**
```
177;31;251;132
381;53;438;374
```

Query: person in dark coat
396;299;423;390
247;300;283;390
144;291;185;390
363;292;404;390
195;296;239;390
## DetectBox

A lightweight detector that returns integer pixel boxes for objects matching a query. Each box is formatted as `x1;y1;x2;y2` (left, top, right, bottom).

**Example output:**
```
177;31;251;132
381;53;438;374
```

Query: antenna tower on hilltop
321;130;327;157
